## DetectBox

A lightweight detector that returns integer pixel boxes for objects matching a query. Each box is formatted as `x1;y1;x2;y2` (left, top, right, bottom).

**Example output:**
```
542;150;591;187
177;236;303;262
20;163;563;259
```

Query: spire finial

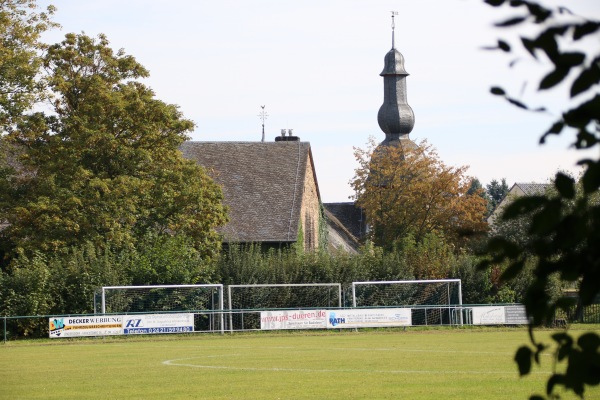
391;11;398;49
258;105;268;142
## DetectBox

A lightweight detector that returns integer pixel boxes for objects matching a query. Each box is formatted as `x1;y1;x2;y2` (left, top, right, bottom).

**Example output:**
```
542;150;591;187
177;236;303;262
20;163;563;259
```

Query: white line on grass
162;357;547;375
155;344;546;357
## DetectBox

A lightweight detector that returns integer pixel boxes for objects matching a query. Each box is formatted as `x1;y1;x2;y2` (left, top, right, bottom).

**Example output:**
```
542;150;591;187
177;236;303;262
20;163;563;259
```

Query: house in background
181;134;324;251
487;182;551;226
181;16;415;253
323;203;367;254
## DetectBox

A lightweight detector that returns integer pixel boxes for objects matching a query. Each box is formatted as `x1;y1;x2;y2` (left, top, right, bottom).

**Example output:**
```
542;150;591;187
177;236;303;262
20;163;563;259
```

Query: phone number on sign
125;326;193;334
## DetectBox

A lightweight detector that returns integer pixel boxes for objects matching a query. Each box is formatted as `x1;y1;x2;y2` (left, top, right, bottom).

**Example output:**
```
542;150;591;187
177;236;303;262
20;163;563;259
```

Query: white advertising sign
123;313;194;334
260;310;327;330
472;306;506;325
504;305;529;324
260;309;412;330
326;308;412;329
49;316;123;338
471;306;529;325
49;313;194;338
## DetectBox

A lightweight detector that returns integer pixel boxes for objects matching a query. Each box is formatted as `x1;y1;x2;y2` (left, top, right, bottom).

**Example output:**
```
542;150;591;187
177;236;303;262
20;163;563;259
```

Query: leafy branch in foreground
480;0;600;398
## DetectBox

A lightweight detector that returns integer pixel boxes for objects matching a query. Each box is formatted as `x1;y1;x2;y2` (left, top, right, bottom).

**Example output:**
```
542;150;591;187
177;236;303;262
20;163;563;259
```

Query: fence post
3;316;6;343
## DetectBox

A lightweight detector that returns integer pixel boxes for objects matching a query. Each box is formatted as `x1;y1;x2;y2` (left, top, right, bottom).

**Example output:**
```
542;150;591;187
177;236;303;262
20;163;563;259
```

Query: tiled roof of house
488;182;553;226
323;208;361;254
323;202;366;241
515;182;551;196
180;141;312;243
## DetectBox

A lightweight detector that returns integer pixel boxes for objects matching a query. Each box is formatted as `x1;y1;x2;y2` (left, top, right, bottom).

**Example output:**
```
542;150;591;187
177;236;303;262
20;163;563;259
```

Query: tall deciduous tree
350;138;488;250
479;1;600;398
1;33;227;260
0;0;56;131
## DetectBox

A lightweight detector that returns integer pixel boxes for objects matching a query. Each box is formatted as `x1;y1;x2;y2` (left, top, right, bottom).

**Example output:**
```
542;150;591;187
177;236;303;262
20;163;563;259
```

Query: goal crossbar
227;283;342;310
351;279;463;307
100;284;224;314
226;283;342;332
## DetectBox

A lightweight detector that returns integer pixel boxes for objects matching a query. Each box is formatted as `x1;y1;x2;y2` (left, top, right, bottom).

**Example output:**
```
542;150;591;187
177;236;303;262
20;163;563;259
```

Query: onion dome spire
377;12;415;146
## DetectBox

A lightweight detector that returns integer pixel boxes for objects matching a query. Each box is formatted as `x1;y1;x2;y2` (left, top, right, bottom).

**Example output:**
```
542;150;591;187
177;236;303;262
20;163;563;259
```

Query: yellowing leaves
351;138;487;249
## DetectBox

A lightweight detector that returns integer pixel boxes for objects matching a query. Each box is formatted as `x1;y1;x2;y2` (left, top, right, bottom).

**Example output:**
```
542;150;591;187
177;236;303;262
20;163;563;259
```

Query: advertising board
49;316;123;338
504;305;529;324
472;306;529;325
326;308;411;329
49;313;194;338
260;309;411;330
260;310;327;330
123;313;194;334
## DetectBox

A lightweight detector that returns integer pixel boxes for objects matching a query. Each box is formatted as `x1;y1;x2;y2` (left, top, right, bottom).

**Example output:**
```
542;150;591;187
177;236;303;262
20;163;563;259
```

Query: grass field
1;326;599;400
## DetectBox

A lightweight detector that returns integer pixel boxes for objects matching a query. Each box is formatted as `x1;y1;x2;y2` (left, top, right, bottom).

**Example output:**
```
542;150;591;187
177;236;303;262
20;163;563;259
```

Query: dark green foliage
125;233;216;286
0;1;57;130
0;234;217;338
481;1;600;398
217;235;474;287
218;234;527;305
487;179;509;207
216;243;410;286
450;254;493;304
0;32;227;258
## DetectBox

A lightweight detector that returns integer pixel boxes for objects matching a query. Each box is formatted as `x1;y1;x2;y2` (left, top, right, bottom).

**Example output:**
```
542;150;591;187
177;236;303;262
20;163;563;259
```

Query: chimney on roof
275;129;300;142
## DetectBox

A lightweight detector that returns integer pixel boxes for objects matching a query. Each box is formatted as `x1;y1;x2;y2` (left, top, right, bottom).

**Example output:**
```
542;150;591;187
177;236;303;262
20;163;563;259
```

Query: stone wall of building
300;154;321;251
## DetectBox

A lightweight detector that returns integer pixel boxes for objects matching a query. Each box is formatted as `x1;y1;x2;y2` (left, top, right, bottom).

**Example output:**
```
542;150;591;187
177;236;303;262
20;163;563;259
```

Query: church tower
377;13;415;147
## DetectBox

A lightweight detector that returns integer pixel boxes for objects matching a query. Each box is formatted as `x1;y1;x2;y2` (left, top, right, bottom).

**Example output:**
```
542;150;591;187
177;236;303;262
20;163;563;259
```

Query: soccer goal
96;284;224;333
351;279;463;325
227;283;342;331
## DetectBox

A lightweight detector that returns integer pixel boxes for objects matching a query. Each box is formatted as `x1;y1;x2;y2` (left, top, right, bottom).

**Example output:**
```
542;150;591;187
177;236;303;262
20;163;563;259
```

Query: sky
37;0;600;202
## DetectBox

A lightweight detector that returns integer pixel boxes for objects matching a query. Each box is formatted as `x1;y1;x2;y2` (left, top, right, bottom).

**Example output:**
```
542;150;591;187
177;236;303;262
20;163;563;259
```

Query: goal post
227;283;342;331
98;284;224;333
351;279;463;325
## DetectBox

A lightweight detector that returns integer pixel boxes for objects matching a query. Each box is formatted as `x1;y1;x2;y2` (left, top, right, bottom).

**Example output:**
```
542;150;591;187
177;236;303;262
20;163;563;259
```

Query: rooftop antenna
391;11;398;49
258;105;268;142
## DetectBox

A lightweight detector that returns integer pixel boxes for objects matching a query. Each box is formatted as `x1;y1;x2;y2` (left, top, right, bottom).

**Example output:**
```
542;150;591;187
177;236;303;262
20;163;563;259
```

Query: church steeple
377;12;415;146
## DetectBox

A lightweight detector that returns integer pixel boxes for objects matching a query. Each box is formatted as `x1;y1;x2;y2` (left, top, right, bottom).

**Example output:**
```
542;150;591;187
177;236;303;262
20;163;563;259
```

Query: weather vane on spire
391;11;398;49
258;105;268;142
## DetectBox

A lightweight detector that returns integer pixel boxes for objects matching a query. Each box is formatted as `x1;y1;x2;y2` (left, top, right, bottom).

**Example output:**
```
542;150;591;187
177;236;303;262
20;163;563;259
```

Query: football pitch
1;326;598;399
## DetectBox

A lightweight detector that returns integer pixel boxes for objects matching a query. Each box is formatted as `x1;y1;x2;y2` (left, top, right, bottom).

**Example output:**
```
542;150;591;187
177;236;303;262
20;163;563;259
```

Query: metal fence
3;303;599;342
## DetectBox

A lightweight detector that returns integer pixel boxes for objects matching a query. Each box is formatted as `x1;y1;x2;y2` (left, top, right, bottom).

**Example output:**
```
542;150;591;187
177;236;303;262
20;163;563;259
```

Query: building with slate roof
181;139;323;251
182;15;416;253
487;182;551;226
322;203;366;254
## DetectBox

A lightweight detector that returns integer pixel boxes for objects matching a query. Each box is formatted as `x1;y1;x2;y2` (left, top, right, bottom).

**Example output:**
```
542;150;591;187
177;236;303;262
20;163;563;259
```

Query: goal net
227;283;342;331
96;284;224;332
351;279;463;325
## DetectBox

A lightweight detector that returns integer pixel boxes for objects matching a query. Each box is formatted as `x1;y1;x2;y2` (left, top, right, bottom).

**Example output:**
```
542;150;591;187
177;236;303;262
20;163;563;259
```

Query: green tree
480;1;600;398
351;137;488;250
0;33;227;260
486;178;509;213
0;0;57;131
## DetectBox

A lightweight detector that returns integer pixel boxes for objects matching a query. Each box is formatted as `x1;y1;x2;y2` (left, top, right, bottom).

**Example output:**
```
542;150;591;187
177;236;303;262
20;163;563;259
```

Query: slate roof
180;141;315;243
323;202;366;241
514;183;551;196
487;182;552;226
323;207;361;254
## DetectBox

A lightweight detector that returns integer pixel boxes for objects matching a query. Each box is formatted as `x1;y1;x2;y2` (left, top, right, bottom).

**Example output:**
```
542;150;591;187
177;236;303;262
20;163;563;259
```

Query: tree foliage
0;234;217;337
480;1;600;398
0;0;57;130
486;178;510;213
0;33;227;259
351;138;488;250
